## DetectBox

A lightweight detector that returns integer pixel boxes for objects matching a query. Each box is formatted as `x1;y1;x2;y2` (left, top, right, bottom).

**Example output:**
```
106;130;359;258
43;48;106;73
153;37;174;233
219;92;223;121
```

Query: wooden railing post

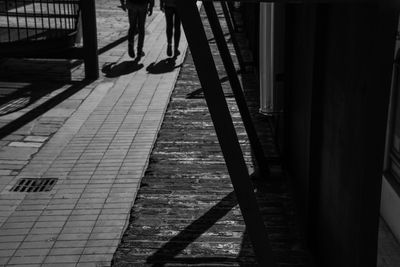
80;0;99;79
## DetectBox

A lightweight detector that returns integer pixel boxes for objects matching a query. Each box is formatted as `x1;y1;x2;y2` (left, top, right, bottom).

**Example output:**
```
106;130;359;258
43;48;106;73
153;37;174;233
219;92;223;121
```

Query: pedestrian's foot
128;44;135;58
137;50;145;58
167;44;172;57
174;49;180;57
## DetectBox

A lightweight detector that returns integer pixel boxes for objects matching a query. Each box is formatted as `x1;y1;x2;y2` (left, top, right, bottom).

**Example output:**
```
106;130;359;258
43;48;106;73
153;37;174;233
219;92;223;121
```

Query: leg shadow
102;60;144;78
146;58;182;74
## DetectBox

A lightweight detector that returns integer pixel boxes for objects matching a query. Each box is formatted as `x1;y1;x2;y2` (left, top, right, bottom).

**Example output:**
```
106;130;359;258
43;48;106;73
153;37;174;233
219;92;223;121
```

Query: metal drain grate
10;178;57;193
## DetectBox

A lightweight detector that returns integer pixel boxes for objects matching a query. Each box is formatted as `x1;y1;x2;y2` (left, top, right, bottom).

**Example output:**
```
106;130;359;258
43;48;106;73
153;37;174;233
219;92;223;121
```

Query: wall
240;3;259;66
284;4;319;241
284;4;398;267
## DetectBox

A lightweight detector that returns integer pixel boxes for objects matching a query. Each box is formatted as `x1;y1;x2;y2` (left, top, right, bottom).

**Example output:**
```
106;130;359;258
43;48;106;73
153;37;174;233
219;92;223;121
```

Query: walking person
120;0;154;59
160;0;181;58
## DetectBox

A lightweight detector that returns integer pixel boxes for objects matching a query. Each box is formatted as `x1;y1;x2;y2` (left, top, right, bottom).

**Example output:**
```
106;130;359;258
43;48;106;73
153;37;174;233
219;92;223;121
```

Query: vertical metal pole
67;0;72;29
80;0;99;79
5;0;11;41
46;0;51;37
61;0;66;30
259;3;275;115
22;0;28;39
57;0;63;36
14;0;21;40
38;0;45;33
204;1;270;178
32;0;38;38
52;1;58;34
221;1;245;72
175;0;276;265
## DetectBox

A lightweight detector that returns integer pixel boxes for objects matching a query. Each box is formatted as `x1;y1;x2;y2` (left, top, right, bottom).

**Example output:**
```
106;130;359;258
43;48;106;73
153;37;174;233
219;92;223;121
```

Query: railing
0;0;98;79
0;0;80;47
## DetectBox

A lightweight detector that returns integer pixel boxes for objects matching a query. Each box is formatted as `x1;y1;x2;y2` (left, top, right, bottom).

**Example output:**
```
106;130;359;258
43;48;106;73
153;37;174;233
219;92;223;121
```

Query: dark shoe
174;49;180;57
167;44;172;57
137;50;145;58
128;44;135;58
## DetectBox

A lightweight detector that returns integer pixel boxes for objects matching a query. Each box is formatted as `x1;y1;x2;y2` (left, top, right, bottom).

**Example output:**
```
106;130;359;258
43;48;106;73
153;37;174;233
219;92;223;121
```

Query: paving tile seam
129;32;191;191
14;12;166;186
71;20;182;265
1;103;137;262
0;7;194;267
103;17;190;248
0;81;113;232
79;13;192;265
0;9;192;266
75;63;166;261
0;11;163;197
3;81;112;182
50;14;169;186
42;72;161;265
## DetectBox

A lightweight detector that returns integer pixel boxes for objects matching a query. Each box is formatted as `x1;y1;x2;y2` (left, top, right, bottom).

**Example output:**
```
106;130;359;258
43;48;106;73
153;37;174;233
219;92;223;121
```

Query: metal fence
0;0;80;45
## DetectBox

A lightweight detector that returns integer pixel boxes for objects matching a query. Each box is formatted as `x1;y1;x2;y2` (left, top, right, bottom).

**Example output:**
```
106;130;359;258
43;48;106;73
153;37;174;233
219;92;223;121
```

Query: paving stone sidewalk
112;4;312;267
0;1;190;266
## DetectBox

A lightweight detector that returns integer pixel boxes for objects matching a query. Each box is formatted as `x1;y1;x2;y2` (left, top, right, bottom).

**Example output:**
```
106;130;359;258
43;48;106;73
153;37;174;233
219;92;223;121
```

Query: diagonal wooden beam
227;1;240;32
175;0;277;265
220;1;246;71
204;1;271;178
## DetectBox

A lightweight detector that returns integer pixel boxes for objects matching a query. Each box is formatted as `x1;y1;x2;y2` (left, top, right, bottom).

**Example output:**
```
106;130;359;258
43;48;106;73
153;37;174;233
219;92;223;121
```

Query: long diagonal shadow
207;32;231;43
0;80;91;139
146;191;238;265
0;36;130;140
186;69;242;99
0;83;56;116
71;35;129;69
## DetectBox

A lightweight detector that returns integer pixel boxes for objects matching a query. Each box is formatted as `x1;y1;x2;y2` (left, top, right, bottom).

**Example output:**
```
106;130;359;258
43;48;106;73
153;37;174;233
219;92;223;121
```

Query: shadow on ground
146;58;182;74
146;191;239;265
0;59;91;139
102;60;144;78
112;3;312;266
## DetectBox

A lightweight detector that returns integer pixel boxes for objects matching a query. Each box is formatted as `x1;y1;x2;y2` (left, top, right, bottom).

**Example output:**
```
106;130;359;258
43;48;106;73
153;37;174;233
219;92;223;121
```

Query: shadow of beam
0;79;92;139
148;256;239;265
98;36;128;55
0;83;57;116
186;69;242;99
207;32;231;43
70;35;129;69
146;191;238;265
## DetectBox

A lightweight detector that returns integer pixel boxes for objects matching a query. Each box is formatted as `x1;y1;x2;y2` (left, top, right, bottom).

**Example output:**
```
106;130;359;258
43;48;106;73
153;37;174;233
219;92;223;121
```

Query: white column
259;3;274;115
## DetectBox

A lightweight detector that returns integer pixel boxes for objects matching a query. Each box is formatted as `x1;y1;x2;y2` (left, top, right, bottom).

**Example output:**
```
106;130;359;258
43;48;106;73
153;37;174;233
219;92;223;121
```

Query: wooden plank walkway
0;3;191;265
112;4;312;266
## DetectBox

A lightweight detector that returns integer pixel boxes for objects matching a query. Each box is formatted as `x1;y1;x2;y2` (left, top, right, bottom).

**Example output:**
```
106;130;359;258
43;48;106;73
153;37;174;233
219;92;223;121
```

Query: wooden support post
204;1;270;178
175;0;276;265
80;0;99;79
227;1;240;32
221;1;246;71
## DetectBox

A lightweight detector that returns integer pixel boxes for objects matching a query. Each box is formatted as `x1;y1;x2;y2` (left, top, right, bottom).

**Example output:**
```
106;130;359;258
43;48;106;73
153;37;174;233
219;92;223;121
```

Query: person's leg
136;4;147;56
165;7;174;56
128;9;137;57
173;8;181;56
